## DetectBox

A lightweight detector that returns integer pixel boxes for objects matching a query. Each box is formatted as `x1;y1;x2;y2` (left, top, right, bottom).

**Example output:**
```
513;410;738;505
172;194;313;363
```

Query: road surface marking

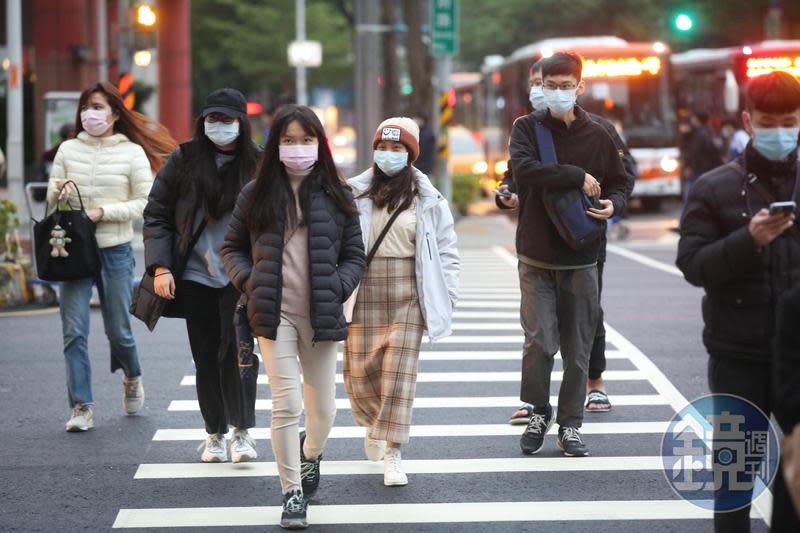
134;456;670;479
113;499;726;528
179;369;647;386
152;422;671;441
167;394;667;412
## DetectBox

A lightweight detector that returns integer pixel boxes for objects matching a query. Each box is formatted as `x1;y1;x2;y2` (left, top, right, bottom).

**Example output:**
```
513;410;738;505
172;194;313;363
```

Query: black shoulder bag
33;180;102;281
535;121;605;250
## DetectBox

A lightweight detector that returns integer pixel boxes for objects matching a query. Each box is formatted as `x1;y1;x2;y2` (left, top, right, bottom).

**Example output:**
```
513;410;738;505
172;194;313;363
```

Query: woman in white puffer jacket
46;81;176;433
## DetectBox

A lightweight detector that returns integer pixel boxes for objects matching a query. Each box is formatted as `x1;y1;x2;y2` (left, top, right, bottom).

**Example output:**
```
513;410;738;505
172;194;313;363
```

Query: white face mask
543;88;578;116
374;150;409;176
528;85;547;112
204;120;240;146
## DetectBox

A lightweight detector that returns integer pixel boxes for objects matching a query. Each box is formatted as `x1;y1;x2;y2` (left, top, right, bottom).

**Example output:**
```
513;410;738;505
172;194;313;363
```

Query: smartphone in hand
769;201;797;216
493;189;513;198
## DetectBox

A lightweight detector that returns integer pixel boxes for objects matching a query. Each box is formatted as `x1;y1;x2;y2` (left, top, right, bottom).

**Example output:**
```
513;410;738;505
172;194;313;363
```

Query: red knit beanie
372;117;420;162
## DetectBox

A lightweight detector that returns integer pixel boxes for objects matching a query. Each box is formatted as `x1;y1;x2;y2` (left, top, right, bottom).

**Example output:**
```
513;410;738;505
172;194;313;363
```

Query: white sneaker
123;376;144;415
364;434;386;461
65;404;94;432
230;429;258;463
200;433;228;463
383;447;408;486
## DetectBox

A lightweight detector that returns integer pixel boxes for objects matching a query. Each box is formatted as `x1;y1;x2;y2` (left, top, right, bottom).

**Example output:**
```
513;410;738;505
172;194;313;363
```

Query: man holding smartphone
677;71;800;533
498;58;636;424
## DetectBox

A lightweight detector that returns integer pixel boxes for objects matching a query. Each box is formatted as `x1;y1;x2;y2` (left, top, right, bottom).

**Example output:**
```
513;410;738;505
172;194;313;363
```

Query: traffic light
674;13;693;32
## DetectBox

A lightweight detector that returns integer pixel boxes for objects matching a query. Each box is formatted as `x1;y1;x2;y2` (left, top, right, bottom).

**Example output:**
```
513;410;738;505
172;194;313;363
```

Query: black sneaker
280;489;308;529
299;431;321;496
520;404;554;455
557;426;589;457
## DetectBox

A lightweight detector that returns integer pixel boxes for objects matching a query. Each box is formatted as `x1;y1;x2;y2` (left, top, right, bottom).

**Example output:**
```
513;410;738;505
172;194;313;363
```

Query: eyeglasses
206;114;236;124
543;83;577;91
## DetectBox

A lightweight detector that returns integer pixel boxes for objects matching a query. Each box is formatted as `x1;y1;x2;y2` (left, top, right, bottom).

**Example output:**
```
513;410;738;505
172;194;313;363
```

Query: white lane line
603;324;772;523
179;369;646;386
605;244;683;278
433;335;523;343
135;455;669;479
152;421;670;441
260;349;626;362
455;302;520;309
453;311;519;319
451;323;522;331
113;499;720;528
168;393;667;412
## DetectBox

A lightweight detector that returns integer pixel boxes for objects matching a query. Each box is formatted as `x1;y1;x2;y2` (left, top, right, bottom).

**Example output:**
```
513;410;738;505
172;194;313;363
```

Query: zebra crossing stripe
113;499;721;528
179;369;647;386
167;393;667;412
152;421;670;441
134;455;670;479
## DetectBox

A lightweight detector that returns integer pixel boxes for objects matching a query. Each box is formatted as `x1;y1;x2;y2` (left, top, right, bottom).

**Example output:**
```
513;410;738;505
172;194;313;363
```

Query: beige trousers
257;312;337;494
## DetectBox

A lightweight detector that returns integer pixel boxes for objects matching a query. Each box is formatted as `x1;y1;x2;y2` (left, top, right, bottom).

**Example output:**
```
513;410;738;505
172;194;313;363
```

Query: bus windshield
579;75;672;148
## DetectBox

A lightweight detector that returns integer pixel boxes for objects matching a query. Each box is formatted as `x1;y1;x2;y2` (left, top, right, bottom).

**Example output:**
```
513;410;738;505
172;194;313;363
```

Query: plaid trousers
344;257;425;444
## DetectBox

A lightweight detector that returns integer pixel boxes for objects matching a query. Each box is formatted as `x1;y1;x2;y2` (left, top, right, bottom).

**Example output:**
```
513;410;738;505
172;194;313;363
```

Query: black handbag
534;121;605;251
32;180;102;281
130;217;208;331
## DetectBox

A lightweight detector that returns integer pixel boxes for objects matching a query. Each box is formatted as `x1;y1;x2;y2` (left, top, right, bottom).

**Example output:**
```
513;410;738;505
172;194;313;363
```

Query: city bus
461;36;679;210
671;39;800;125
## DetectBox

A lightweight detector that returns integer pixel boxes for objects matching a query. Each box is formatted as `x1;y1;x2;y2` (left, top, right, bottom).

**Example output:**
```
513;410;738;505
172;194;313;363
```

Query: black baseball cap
202;88;247;119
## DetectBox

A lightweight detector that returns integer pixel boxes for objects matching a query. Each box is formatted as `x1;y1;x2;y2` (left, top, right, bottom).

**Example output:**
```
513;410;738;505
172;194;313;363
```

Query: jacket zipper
425;232;433;260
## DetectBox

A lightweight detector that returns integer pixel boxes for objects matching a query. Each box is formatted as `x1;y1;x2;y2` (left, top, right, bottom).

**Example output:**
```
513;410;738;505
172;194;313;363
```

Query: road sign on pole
431;0;458;56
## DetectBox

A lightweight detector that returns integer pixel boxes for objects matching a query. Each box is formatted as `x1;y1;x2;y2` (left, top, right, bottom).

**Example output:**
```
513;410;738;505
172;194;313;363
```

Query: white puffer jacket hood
46;132;154;249
345;166;460;341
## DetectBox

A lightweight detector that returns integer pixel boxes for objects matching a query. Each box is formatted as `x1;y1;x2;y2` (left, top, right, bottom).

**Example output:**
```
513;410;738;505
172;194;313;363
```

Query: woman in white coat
46;81;176;432
344;117;460;486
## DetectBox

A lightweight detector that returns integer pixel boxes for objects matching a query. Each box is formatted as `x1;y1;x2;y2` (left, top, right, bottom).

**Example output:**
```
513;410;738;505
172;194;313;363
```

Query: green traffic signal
674;13;693;32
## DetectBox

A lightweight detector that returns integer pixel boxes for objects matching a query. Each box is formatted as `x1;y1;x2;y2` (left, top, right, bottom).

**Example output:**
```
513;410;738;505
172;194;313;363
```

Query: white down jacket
46;132;153;249
345;167;460;341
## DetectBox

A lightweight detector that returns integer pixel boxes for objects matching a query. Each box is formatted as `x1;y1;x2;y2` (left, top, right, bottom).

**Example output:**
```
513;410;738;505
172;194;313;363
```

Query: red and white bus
671;39;800;125
456;36;679;209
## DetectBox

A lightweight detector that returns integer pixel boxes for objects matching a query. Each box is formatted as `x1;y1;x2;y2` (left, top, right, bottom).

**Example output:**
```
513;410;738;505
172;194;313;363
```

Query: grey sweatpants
518;262;599;428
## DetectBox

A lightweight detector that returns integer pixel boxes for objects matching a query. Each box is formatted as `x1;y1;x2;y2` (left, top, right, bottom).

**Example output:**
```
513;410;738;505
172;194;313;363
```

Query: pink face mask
279;144;318;172
80;109;111;137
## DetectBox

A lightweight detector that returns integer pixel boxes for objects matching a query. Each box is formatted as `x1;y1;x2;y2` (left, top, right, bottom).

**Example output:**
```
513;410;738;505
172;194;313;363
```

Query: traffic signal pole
433;54;452;205
354;0;382;172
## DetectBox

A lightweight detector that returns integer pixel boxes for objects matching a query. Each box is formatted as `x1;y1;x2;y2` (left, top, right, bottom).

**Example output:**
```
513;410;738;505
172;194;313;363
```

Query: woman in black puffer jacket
221;104;365;529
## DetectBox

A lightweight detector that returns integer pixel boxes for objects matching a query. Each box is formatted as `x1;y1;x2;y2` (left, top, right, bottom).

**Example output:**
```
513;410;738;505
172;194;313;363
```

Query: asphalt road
0;209;772;532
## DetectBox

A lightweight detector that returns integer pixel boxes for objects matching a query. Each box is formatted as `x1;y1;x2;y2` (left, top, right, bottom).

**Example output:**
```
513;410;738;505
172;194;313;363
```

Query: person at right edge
501;57;636;425
677;70;800;533
509;51;628;458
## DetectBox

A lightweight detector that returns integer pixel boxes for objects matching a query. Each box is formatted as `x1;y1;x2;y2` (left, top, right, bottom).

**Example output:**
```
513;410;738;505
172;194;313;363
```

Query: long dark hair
245;105;357;232
76;81;176;172
359;163;416;212
189;115;258;221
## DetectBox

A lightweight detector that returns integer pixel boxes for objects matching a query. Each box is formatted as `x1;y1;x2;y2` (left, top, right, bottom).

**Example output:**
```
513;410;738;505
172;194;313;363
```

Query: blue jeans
59;242;141;407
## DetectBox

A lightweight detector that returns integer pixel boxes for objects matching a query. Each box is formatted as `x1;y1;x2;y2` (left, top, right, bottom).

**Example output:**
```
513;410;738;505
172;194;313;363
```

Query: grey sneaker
280;489;308;529
520;404;554;455
557;426;589;457
123;376;144;415
200;433;228;463
230;429;257;463
65;404;94;432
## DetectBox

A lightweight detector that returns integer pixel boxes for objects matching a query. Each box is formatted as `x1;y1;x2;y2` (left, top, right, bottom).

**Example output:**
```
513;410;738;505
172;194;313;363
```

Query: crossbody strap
366;207;405;268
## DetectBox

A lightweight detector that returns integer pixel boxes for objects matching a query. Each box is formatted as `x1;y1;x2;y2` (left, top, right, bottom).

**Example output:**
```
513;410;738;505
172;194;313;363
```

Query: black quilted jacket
221;177;365;341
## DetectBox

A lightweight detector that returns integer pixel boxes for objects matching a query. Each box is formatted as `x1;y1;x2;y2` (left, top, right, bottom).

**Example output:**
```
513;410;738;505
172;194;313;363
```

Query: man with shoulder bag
509;51;629;458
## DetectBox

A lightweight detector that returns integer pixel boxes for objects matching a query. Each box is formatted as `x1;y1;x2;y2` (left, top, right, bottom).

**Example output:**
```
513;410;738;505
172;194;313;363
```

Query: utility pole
118;0;132;75
5;0;24;215
296;0;308;106
765;0;782;39
97;0;109;81
354;0;383;172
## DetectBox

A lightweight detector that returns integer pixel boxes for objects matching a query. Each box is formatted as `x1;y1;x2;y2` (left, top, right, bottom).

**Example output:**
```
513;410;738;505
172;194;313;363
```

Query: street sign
288;40;322;68
431;0;458;56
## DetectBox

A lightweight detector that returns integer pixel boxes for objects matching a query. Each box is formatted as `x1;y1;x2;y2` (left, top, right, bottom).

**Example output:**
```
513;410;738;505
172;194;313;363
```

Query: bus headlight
472;161;489;175
660;155;679;173
494;160;508;176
